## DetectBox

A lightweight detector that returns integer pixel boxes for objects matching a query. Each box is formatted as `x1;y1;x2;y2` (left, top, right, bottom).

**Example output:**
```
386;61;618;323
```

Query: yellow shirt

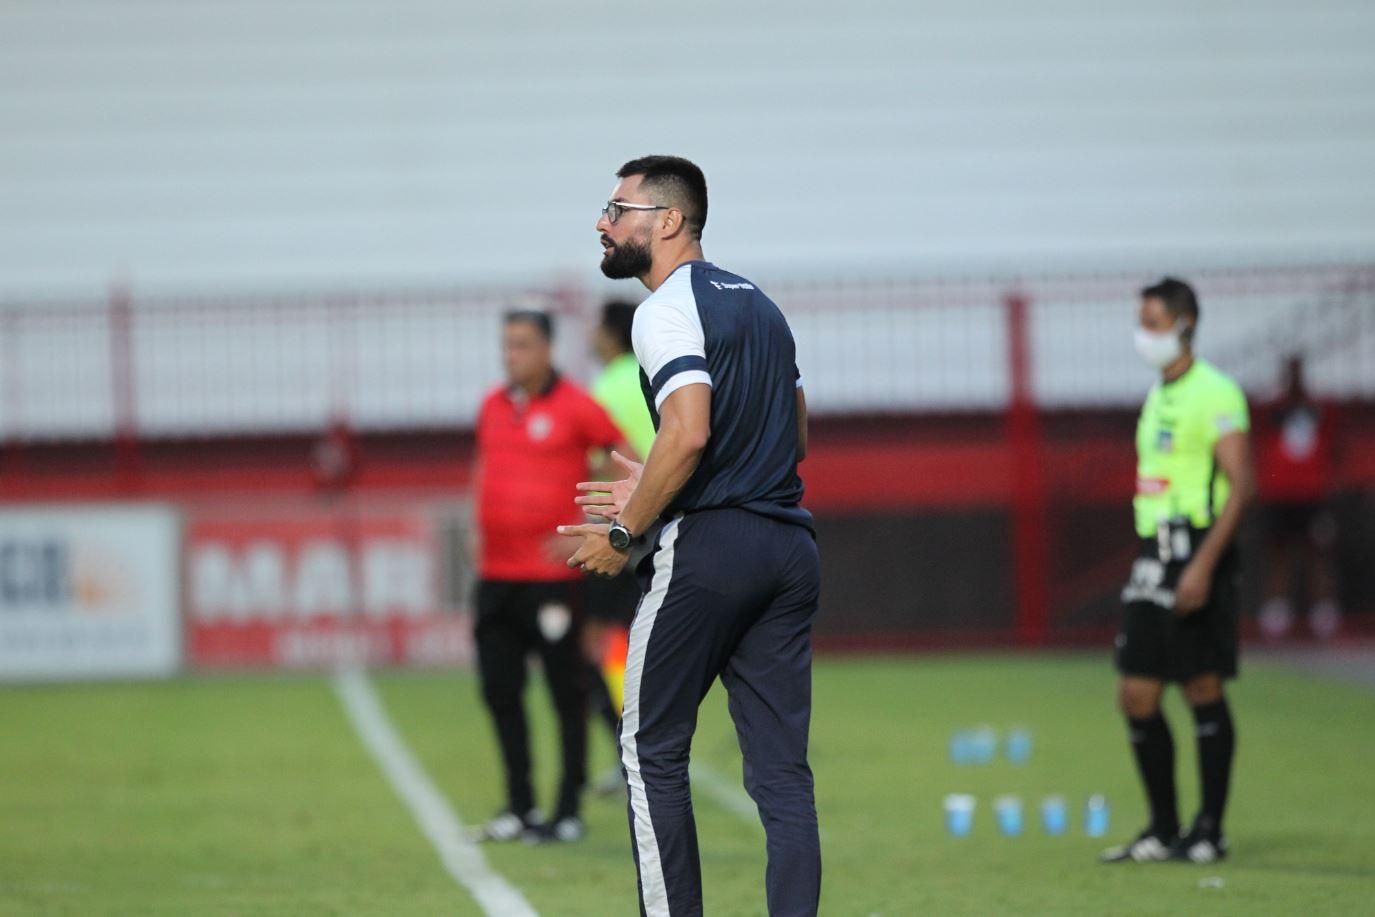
1133;359;1250;538
592;353;655;459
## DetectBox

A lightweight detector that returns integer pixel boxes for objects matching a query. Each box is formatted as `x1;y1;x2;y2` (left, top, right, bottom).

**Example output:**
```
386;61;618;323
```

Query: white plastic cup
943;794;977;837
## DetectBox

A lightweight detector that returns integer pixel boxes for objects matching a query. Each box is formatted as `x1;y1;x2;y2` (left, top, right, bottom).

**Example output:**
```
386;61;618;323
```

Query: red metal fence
2;263;1373;646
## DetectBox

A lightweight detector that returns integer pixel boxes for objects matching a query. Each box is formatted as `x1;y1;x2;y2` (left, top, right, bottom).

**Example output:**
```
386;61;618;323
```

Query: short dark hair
617;155;708;239
600;300;637;354
1141;277;1200;340
504;309;553;341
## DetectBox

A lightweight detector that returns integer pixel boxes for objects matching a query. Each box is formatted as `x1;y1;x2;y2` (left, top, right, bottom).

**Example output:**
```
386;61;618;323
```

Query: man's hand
558;522;629;578
574;451;642;520
1174;561;1213;615
541;532;579;565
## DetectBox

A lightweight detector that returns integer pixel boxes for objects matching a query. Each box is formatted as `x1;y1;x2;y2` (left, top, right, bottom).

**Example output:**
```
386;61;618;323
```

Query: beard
600;234;652;280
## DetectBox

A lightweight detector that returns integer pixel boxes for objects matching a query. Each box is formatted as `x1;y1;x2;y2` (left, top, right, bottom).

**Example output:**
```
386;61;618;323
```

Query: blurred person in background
1102;278;1256;866
592;300;657;460
471;309;630;844
1256;355;1342;640
584;300;656;793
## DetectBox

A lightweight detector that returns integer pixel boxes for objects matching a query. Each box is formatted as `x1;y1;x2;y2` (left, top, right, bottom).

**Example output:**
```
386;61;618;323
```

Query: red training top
1257;397;1337;503
475;374;624;581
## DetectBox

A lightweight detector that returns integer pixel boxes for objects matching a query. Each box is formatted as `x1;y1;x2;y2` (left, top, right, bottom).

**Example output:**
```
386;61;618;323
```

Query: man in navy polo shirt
561;156;820;917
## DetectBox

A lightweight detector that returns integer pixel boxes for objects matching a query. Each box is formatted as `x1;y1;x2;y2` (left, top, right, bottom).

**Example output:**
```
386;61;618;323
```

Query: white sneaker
523;815;585;844
475;809;542;843
1100;830;1175;863
1172;825;1229;864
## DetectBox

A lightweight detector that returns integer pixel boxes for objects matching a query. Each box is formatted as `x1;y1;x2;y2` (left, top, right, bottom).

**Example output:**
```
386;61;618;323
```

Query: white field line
332;667;538;917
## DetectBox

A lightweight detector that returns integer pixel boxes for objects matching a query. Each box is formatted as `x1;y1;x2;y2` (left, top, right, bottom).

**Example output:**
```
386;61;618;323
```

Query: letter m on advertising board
186;503;470;669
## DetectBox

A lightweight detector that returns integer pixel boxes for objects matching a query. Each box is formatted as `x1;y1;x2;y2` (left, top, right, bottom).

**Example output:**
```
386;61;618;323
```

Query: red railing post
1006;291;1050;645
109;284;142;493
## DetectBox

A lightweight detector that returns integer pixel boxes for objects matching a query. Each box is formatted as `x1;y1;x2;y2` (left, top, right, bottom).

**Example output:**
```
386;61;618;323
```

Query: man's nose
595;212;611;233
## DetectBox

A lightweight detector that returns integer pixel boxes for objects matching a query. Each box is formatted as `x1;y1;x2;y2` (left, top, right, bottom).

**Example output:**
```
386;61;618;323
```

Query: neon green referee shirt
592;352;656;459
1133;358;1250;538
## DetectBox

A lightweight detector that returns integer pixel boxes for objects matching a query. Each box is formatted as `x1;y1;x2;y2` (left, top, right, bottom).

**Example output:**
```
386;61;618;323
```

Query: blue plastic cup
944;794;976;837
1039;795;1068;835
1006;727;1033;764
969;726;998;764
994;795;1023;836
1084;794;1111;837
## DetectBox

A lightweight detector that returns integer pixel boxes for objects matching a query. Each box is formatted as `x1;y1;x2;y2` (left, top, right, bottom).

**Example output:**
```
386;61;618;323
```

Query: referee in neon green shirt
1101;278;1257;866
592;301;656;459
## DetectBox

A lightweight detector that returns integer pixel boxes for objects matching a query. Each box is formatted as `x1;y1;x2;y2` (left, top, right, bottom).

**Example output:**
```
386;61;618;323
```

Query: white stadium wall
3;0;1375;299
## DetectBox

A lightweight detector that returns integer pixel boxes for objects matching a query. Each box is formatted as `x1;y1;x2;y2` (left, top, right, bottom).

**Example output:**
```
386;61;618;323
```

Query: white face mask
1133;322;1185;369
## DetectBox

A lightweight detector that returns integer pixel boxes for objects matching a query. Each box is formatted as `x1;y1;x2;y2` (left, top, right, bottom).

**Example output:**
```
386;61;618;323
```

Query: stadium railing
1;263;1372;648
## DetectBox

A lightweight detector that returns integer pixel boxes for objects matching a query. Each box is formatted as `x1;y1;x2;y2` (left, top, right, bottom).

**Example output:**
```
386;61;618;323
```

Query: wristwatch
608;520;634;552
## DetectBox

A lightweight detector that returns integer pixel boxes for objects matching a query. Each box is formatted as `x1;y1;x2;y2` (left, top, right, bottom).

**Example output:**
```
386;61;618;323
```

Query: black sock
1127;713;1179;837
1191;698;1236;835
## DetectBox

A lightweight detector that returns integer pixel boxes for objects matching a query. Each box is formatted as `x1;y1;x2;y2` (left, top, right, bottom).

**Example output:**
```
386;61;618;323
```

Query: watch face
609;525;631;550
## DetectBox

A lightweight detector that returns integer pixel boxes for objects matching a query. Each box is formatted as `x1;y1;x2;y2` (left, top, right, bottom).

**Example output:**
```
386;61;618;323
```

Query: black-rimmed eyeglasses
601;201;669;225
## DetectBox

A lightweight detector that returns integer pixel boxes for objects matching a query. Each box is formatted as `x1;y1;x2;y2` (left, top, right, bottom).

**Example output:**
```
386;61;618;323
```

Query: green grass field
2;655;1372;916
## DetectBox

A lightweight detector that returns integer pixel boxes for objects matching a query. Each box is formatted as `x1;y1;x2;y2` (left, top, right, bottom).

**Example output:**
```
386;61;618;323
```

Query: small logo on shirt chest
527;412;553;441
1156;428;1174;453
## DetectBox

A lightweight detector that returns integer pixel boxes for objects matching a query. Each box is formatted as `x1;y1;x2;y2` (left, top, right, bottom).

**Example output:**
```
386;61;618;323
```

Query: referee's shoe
1099;827;1176;863
1170;815;1229;864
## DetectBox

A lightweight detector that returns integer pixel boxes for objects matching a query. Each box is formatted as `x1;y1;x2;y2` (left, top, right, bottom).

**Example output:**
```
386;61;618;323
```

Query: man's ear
659;208;684;240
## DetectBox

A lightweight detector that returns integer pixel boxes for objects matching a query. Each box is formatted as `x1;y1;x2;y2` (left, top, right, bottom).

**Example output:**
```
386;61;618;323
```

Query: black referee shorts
1115;532;1240;683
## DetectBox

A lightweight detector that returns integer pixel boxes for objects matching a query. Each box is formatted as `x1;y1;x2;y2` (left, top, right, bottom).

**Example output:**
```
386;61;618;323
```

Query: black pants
475;579;588;819
622;509;821;917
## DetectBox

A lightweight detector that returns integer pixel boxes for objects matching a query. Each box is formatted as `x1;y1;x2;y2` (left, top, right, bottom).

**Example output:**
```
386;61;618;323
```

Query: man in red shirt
1257;355;1342;640
473;309;627;844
